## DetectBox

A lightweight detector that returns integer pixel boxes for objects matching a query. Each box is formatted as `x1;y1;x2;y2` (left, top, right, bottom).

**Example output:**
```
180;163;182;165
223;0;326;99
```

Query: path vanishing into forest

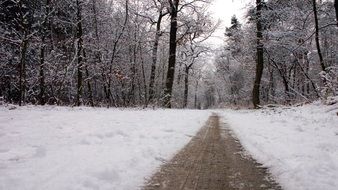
143;114;282;190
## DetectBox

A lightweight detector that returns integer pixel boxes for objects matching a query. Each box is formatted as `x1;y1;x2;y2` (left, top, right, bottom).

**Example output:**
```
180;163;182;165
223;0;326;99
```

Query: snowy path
143;114;280;190
0;106;210;190
218;103;338;190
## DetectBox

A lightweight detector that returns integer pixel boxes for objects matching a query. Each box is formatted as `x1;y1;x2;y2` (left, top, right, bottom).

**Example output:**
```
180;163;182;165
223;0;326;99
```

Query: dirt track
143;114;281;190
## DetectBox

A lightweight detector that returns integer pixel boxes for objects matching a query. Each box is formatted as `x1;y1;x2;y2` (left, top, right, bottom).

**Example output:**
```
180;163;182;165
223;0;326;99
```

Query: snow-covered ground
218;102;338;190
0;106;210;190
1;103;337;190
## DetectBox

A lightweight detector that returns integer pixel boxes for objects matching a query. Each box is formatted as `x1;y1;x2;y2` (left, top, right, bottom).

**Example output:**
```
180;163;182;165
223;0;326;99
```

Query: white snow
218;102;338;190
2;102;337;190
0;106;210;190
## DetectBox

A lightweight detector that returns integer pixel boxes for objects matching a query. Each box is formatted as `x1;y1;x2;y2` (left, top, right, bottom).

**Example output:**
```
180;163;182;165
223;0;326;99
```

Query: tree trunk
85;66;94;107
164;0;179;108
194;79;199;109
149;11;165;104
128;46;136;105
92;0;107;106
83;50;94;107
334;0;338;26
19;33;28;106
312;0;326;71
39;0;51;105
183;66;189;108
268;64;275;103
252;0;264;108
76;0;83;106
139;43;148;106
39;35;46;105
107;0;129;107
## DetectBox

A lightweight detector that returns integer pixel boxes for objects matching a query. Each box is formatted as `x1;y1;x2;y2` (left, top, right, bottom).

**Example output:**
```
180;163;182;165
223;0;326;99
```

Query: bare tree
148;0;168;105
312;0;326;72
252;0;264;108
39;0;52;105
76;0;84;106
163;0;179;108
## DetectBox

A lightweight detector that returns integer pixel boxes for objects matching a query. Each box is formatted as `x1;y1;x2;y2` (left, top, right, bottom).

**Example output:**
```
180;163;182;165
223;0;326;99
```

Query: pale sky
207;0;253;46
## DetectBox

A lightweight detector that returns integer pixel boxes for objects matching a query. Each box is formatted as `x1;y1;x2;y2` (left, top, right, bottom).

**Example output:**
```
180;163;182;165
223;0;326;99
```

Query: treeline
0;0;216;108
2;0;337;109
213;0;338;107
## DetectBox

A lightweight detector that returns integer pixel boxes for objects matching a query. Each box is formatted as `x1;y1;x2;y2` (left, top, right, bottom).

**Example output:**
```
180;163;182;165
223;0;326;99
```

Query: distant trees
3;0;335;109
0;0;215;108
163;0;213;108
214;0;338;108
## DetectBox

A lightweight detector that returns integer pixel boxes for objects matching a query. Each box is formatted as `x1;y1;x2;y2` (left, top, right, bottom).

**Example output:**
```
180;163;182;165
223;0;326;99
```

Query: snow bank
0;106;210;190
219;102;338;190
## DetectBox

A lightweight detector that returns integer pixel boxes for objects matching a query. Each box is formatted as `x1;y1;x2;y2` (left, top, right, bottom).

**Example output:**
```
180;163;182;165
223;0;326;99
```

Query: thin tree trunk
183;66;189;108
164;0;179;108
83;50;94;107
194;79;198;109
252;0;264;108
297;56;320;97
334;0;338;26
139;43;148;106
76;0;83;106
265;49;291;103
39;35;46;105
92;0;99;40
149;11;166;103
267;63;274;103
107;0;129;107
19;32;28;106
92;0;108;106
312;0;326;71
85;66;94;107
39;0;51;105
128;26;138;105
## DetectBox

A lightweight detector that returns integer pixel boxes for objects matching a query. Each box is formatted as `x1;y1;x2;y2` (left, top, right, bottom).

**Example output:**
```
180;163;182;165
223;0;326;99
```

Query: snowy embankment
0;106;210;190
219;102;338;190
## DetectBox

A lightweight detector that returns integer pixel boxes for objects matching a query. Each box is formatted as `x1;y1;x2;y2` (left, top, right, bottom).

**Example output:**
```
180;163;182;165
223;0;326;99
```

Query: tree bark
139;43;148;106
149;10;166;104
83;50;94;107
194;79;199;109
312;0;326;71
76;0;84;106
39;35;46;105
85;66;94;107
183;62;194;108
39;0;51;105
183;66;189;108
164;0;179;108
252;0;264;108
19;33;28;106
334;0;338;26
18;0;29;106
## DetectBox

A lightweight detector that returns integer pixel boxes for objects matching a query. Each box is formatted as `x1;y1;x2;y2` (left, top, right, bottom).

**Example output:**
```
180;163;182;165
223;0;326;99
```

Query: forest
0;0;337;109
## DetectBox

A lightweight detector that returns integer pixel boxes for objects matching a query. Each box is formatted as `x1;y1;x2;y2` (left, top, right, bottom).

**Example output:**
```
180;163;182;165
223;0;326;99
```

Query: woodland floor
143;114;282;190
